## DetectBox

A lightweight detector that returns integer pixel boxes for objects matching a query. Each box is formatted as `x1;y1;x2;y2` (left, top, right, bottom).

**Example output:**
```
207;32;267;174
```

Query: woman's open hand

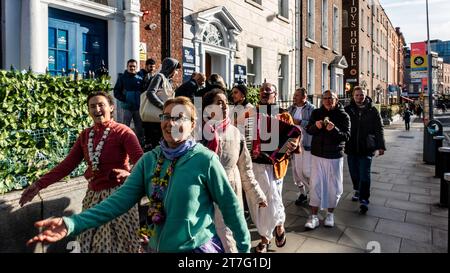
26;217;68;246
19;183;41;207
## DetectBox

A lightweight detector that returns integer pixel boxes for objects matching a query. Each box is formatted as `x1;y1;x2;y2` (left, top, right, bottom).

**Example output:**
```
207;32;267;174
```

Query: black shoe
295;194;308;206
360;200;369;214
351;191;360;202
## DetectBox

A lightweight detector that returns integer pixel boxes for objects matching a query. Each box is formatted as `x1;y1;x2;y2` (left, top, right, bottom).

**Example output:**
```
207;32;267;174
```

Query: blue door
48;19;76;76
48;8;107;77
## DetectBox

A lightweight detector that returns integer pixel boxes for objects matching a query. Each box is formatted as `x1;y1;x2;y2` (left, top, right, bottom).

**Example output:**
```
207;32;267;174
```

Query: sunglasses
262;88;275;94
159;114;191;123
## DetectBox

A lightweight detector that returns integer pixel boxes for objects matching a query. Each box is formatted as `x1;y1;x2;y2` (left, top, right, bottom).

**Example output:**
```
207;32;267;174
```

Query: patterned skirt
78;186;142;253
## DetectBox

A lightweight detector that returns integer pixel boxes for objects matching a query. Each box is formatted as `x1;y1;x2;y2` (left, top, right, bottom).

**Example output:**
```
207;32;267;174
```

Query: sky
379;0;450;46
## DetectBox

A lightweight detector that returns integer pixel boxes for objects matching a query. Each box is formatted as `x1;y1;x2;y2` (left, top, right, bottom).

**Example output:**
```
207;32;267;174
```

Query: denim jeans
122;109;144;145
347;155;373;202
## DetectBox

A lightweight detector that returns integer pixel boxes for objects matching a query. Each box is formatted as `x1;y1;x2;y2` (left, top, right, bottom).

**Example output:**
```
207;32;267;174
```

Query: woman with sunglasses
26;96;251;253
202;89;267;253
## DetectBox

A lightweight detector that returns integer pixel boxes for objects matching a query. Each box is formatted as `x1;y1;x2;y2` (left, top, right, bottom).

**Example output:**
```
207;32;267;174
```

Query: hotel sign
348;0;359;79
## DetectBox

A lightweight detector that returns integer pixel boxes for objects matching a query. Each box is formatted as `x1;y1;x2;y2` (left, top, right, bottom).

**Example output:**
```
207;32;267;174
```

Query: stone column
123;0;141;68
21;0;47;72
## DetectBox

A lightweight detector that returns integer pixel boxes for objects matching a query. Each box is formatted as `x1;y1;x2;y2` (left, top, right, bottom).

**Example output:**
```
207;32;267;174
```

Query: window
307;0;315;40
361;9;365;30
321;63;328;92
367;16;370;34
246;45;261;85
202;24;225;47
367;50;370;74
307;58;315;95
278;54;289;100
278;0;289;19
246;0;262;5
361;46;365;73
332;6;339;51
321;0;328;47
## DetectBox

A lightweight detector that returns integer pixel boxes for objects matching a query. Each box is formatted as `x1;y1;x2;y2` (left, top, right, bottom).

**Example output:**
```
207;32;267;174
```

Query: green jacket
63;144;251;253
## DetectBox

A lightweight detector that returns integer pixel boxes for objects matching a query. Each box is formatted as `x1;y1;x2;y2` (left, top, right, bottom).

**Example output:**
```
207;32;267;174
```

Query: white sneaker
304;215;319;230
324;213;334;227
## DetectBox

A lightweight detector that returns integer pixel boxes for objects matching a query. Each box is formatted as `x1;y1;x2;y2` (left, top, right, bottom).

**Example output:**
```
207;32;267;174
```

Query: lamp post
426;0;433;120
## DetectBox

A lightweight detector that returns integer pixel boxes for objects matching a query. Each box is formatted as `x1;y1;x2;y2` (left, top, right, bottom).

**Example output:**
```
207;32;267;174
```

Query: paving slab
405;211;448;231
338;227;402;253
375;219;432;243
371;188;410;201
333;210;379;232
385;199;430;213
432;228;448;249
392;184;431;195
400;239;447;253
409;194;440;205
296;237;364;253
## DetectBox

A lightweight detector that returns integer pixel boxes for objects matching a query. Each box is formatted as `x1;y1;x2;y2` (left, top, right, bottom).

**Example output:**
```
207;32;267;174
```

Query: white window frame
307;58;315;95
307;0;315;40
321;0;329;47
278;0;289;19
322;62;328;92
361;9;365;31
361;46;365;74
332;5;339;52
246;45;261;85
278;53;289;100
367;50;370;75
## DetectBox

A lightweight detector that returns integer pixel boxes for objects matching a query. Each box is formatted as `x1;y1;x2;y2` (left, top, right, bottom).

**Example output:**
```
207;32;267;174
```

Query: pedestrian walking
403;106;413;131
113;59;144;146
304;90;350;230
20;91;143;253
345;86;386;214
249;82;300;253
202;89;267;253
142;57;181;151
174;71;206;103
287;87;315;206
26;97;251;253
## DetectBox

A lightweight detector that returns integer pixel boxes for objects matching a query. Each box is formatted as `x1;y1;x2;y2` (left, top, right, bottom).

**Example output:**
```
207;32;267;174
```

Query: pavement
248;115;449;253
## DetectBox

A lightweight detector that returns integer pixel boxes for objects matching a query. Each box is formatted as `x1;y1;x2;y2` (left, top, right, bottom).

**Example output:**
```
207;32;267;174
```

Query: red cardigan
36;120;144;191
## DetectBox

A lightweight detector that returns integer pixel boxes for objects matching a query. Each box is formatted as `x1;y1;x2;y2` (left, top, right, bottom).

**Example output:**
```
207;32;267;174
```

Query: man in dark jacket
174;72;206;102
113;59;144;144
304;90;350;230
138;58;157;92
345;86;386;214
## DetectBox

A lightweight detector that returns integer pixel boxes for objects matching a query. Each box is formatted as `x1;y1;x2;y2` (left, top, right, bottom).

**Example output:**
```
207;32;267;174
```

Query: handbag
140;74;173;122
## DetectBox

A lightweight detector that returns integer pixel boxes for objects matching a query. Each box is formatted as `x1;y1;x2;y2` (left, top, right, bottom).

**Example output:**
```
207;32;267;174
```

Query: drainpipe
167;0;171;58
299;0;303;86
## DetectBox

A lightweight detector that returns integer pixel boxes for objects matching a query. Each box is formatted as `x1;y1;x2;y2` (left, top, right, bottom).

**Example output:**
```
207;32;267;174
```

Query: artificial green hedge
0;69;111;194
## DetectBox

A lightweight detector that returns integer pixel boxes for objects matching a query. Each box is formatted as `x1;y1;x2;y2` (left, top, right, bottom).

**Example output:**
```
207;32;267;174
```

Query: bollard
444;173;450;252
434;136;445;178
438;147;450;207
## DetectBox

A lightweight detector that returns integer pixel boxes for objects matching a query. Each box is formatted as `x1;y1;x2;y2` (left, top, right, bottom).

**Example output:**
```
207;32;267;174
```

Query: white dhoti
292;150;312;191
247;163;285;240
309;155;344;209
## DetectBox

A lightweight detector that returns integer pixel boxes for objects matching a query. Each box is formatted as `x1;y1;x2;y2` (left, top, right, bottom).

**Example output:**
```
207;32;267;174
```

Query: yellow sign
139;42;147;61
411;42;427;71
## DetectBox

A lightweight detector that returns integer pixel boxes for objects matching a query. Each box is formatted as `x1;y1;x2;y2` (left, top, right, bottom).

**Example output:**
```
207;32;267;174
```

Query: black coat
306;103;351;159
344;97;386;156
174;79;199;102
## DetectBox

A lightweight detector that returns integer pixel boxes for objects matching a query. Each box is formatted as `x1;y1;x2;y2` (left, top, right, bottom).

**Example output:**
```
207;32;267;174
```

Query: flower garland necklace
88;126;111;172
139;154;177;238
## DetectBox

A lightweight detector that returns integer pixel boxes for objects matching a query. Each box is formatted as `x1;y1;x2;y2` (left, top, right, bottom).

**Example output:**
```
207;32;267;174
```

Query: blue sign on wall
183;47;195;65
234;65;247;84
182;47;196;83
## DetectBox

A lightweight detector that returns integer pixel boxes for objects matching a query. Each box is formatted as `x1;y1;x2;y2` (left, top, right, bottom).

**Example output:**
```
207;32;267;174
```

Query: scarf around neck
204;117;231;154
159;138;197;160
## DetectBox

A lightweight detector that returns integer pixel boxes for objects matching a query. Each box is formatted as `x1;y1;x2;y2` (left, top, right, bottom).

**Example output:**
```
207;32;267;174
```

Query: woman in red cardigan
19;91;144;253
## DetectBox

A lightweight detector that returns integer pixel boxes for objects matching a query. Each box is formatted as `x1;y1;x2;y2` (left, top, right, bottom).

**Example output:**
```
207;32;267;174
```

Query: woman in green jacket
27;97;251;253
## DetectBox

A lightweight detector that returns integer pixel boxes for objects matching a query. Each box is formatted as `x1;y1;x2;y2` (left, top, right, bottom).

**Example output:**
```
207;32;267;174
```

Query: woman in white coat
201;89;267;253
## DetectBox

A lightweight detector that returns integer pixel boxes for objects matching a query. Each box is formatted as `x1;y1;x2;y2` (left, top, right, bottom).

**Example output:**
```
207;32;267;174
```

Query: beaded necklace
139;154;177;238
88;127;111;172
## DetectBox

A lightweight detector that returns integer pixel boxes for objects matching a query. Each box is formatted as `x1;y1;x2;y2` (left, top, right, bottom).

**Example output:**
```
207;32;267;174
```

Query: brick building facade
342;0;405;105
301;0;347;105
